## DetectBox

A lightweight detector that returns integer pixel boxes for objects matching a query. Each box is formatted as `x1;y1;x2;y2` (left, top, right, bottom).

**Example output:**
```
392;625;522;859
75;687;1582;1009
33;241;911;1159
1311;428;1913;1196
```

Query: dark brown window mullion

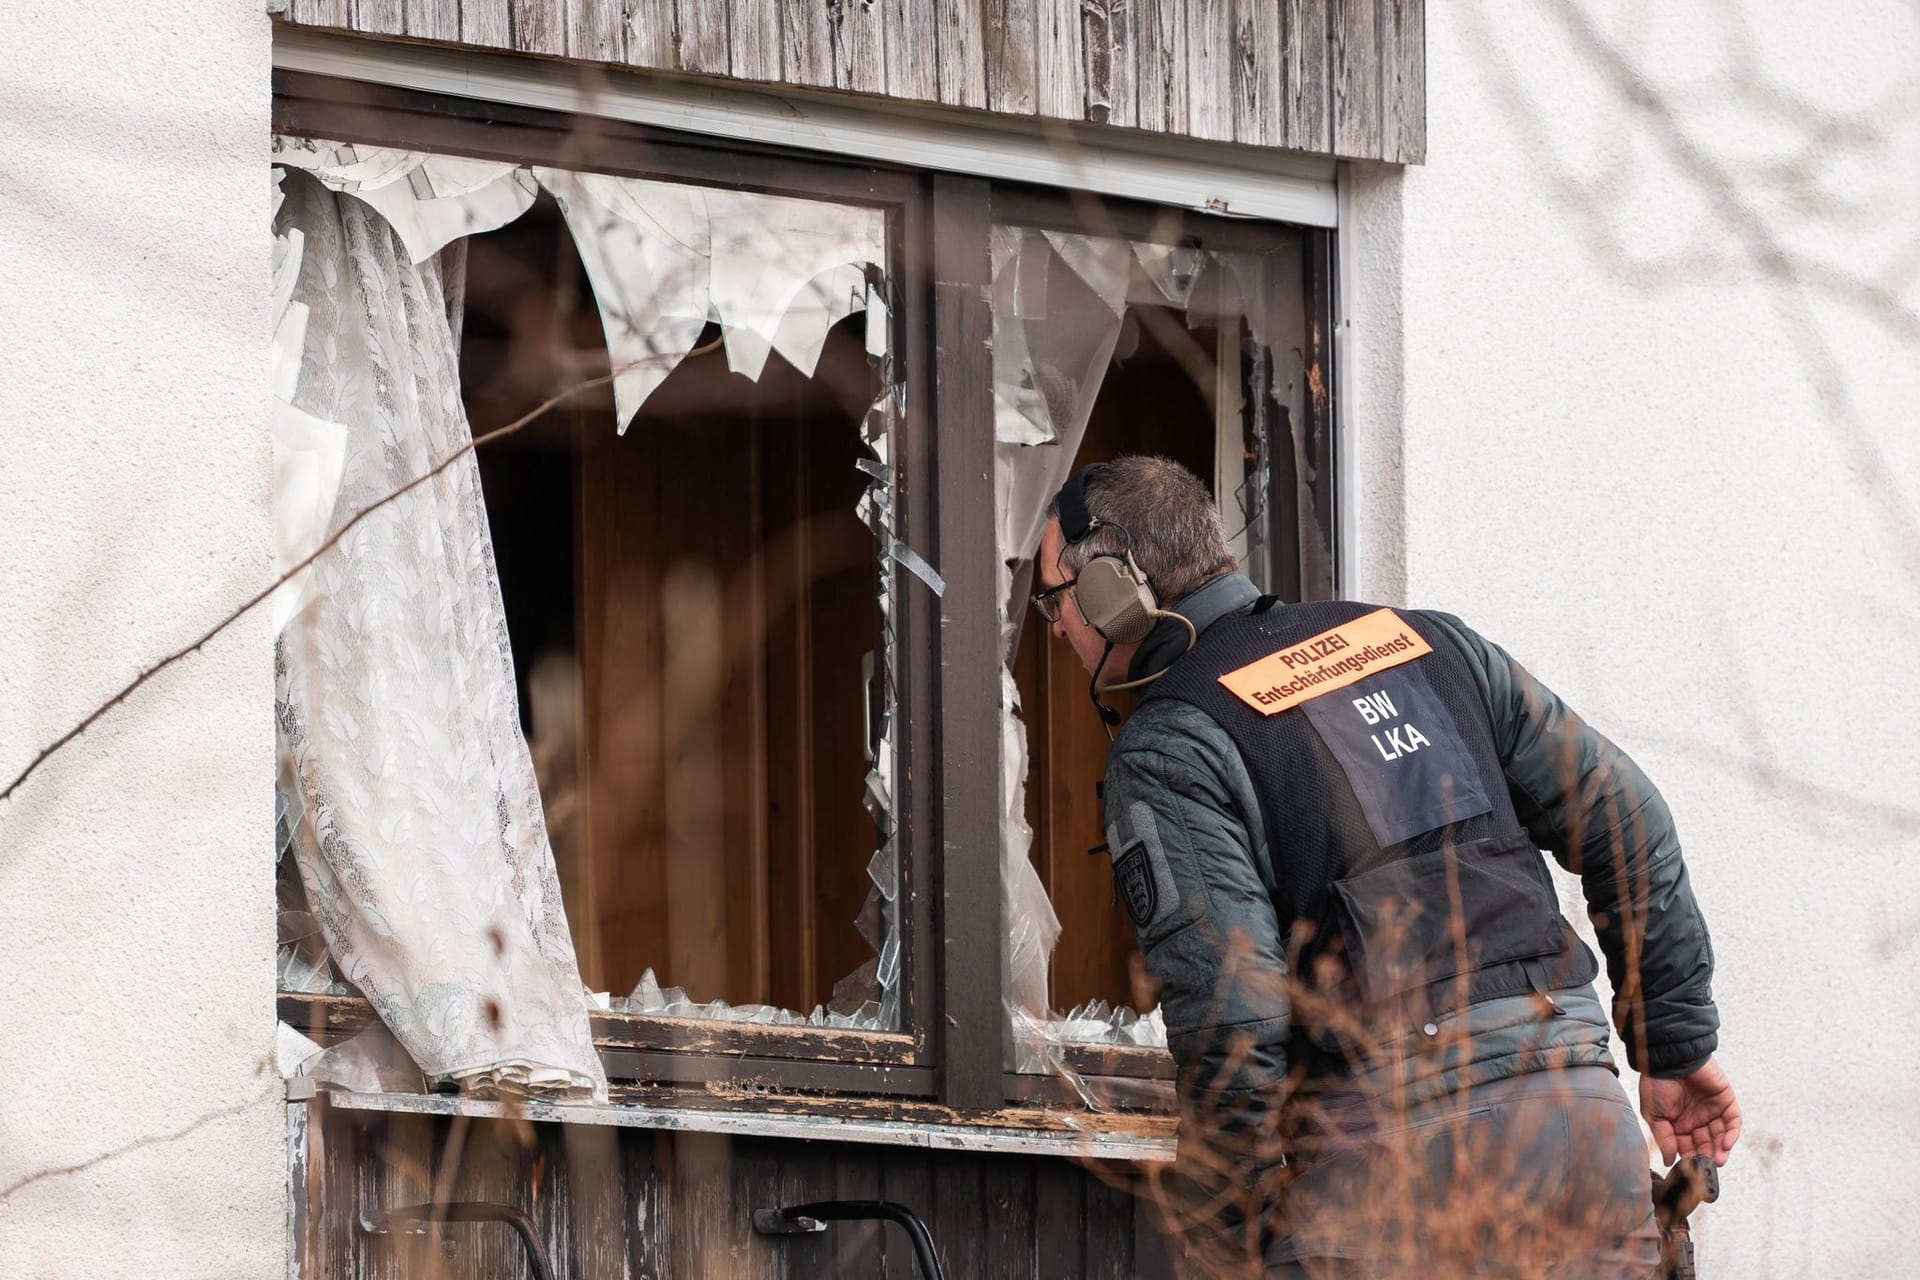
895;180;940;1069
1304;227;1339;599
927;172;1007;1111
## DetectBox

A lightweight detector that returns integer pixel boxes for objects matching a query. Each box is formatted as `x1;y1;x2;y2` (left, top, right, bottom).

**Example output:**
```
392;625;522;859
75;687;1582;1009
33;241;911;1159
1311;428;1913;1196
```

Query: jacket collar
1127;571;1260;682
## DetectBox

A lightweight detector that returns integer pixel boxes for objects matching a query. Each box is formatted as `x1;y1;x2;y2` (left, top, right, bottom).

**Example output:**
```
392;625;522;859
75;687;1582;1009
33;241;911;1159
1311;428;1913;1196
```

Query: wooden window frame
271;70;1335;1122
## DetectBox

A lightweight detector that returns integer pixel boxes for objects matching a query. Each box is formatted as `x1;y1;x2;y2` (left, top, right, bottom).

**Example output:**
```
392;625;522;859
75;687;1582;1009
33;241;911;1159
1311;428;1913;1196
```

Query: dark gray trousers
1263;1066;1661;1280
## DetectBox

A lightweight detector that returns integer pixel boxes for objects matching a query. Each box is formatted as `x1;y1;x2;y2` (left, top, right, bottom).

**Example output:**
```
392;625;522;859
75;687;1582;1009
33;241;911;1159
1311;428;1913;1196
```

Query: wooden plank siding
304;1099;1179;1278
277;0;1425;163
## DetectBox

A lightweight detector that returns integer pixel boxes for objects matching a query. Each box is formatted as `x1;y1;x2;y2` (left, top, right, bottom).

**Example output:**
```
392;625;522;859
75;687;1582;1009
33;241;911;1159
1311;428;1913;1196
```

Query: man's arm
1426;614;1724;1081
1103;707;1292;1227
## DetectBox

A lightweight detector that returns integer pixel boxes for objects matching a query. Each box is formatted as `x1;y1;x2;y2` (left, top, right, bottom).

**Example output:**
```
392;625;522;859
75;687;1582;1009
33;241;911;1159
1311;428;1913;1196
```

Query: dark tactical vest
1139;598;1598;1072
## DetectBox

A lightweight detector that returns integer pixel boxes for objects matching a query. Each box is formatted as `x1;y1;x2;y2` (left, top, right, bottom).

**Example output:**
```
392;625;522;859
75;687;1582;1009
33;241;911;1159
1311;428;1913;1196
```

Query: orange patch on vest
1218;608;1433;716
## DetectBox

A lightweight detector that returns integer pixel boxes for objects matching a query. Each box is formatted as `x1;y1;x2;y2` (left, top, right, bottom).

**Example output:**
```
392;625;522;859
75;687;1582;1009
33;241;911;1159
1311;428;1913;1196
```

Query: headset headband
1056;463;1106;545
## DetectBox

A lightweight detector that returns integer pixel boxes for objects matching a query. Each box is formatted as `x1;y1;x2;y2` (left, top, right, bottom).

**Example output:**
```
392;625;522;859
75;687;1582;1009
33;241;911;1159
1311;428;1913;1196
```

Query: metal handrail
754;1198;948;1280
361;1201;556;1280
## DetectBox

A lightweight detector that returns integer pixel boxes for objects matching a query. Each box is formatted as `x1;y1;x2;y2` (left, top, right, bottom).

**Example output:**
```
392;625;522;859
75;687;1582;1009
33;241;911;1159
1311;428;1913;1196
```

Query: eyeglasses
1031;578;1078;624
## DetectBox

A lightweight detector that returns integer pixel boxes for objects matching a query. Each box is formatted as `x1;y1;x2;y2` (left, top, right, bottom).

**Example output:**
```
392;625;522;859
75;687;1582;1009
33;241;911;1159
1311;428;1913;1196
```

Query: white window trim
272;26;1337;228
295;1080;1176;1163
1334;163;1365;598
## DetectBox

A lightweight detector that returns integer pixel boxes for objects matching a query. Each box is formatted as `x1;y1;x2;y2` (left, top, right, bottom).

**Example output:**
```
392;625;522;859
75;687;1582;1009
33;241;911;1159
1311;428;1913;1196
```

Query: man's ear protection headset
1054;464;1160;645
1052;464;1199;732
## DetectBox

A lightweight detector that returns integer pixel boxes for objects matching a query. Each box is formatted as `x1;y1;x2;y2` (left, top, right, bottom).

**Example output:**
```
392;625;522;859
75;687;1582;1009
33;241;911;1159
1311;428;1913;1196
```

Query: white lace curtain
274;168;607;1099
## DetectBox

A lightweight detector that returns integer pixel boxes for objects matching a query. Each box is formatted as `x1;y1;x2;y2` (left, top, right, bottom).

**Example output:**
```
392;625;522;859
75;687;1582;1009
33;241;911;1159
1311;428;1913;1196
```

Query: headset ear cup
1075;555;1158;644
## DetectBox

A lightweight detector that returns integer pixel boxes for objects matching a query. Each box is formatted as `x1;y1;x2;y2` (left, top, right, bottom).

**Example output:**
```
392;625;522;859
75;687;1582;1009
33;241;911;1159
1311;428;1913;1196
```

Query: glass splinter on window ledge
613;969;890;1032
1043;1000;1167;1049
1010;1003;1167;1073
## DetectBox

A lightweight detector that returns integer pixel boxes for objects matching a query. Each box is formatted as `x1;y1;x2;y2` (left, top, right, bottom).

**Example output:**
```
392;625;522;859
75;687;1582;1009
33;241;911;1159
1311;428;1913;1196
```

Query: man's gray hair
1046;455;1236;605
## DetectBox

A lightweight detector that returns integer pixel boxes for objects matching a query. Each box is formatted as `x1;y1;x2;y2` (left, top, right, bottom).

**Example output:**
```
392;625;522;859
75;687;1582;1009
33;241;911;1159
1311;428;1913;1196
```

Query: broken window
990;208;1334;1075
272;131;914;1104
270;79;1337;1116
468;190;905;1031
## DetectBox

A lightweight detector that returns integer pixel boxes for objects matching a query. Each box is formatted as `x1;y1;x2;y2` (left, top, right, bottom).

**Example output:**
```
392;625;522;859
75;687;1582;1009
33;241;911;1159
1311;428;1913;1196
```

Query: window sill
281;990;918;1067
292;1078;1177;1162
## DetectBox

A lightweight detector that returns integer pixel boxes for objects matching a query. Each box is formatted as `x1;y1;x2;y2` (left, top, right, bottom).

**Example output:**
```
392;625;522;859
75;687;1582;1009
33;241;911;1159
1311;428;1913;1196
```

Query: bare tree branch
0;341;718;805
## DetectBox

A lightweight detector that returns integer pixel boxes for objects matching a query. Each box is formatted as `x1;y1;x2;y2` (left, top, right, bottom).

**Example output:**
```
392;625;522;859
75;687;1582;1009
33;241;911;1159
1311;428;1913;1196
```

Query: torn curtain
273;168;607;1100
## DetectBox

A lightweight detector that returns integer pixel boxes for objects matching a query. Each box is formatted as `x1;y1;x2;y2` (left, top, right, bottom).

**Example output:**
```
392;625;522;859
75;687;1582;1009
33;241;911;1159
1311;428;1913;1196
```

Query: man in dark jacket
1033;456;1740;1278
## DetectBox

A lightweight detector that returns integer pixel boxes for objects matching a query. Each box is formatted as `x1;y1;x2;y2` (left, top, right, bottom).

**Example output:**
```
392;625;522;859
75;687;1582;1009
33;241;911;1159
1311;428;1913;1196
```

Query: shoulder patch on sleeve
1103;800;1182;936
1114;841;1157;929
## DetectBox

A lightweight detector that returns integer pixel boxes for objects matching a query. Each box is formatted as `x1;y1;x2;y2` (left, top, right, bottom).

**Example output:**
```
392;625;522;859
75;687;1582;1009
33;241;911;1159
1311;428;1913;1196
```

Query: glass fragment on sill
617;969;890;1031
276;1022;327;1079
1008;1002;1168;1109
1043;1000;1168;1049
299;1024;428;1095
1006;1009;1104;1111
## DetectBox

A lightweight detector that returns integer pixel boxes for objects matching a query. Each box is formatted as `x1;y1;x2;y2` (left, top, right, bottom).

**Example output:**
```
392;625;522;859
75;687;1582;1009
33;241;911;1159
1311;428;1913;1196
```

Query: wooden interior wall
302;1102;1179;1278
278;0;1425;164
575;323;881;1009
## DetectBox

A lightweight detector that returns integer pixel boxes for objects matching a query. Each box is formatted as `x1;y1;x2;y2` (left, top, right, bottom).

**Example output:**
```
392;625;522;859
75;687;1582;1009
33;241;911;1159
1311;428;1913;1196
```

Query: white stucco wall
1350;1;1920;1273
0;4;280;1278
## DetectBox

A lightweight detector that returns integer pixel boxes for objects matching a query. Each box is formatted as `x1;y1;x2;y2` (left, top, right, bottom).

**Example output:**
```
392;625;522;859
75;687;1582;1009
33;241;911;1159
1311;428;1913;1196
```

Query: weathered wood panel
278;0;1425;162
731;0;783;81
306;1102;1180;1278
288;0;349;27
933;0;987;108
1232;0;1282;146
983;0;1037;115
1332;0;1381;158
1382;0;1423;164
461;0;512;47
1036;0;1086;121
404;0;461;42
1282;0;1333;153
676;0;729;74
564;0;621;62
832;0;887;93
353;0;405;37
1134;0;1189;135
1184;0;1231;143
510;0;565;56
624;1;677;68
1099;0;1138;127
887;0;940;102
